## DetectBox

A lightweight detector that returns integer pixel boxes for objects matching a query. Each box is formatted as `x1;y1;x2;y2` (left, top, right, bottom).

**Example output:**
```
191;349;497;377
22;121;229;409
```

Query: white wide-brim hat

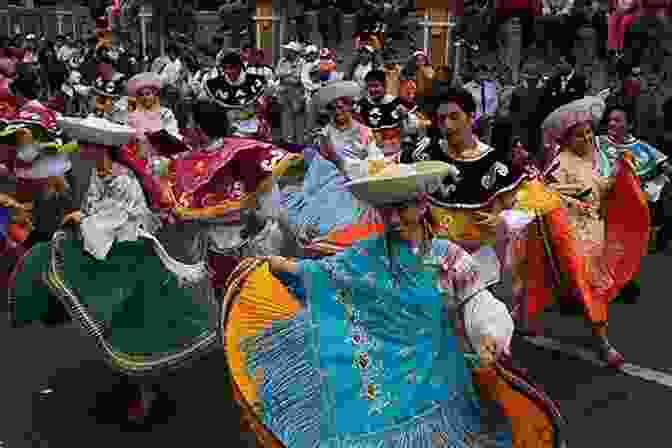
282;41;303;53
346;161;456;207
542;96;606;145
313;80;362;109
126;72;162;97
57;116;135;147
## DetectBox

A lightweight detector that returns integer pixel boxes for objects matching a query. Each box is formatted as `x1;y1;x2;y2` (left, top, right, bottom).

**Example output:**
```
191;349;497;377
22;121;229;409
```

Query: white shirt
464;79;499;120
543;0;574;15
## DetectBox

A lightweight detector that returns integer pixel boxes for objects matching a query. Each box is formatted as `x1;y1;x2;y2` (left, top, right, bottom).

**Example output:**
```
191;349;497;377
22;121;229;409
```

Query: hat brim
92;87;122;98
346;161;454;206
57;116;135;147
314;81;362;109
0;122;60;142
542;96;605;131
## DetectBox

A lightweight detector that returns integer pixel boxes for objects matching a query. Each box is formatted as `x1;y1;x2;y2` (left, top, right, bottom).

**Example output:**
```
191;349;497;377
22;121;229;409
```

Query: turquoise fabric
282;147;362;237
246;236;512;447
596;135;665;181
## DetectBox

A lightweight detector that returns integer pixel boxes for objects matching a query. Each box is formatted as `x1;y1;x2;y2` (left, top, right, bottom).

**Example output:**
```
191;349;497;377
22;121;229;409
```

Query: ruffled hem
10;230;219;376
241;312;512;448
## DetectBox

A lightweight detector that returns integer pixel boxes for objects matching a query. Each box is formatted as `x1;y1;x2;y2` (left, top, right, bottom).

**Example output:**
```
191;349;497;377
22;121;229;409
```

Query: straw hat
282;41;303;53
346;161;456;206
56;116;135;147
541;96;606;145
127;72;161;97
313;80;361;109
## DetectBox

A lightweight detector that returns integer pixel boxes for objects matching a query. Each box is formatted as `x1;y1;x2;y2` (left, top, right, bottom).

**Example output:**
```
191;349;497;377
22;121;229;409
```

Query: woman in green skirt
8;132;220;424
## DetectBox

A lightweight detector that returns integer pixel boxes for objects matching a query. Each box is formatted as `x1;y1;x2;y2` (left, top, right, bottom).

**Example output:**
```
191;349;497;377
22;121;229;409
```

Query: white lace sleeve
160;108;182;139
80;169;155;260
462;289;514;357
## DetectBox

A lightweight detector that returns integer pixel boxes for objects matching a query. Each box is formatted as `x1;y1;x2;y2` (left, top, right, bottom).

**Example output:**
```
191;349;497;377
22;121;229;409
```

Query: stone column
56;13;64;35
277;4;286;60
508;17;522;85
23;0;34;9
140;5;150;64
446;14;457;69
422;10;430;55
0;0;9;37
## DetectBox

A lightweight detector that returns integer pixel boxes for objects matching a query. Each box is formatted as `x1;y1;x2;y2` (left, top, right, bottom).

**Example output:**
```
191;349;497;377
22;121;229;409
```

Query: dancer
222;161;568;448
117;71;182;210
9;121;218;424
353;69;413;157
513;97;649;367
400;85;537;282
280;80;387;253
198;50;273;141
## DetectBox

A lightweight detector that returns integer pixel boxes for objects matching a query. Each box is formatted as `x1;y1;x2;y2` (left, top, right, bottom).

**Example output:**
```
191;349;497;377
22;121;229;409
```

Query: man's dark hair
219;51;243;67
166;42;180;55
193;100;230;139
429;83;477;115
364;69;386;85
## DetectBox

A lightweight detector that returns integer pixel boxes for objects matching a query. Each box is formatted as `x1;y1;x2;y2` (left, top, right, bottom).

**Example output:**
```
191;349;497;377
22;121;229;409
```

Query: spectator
635;69;665;147
318;0;343;49
492;0;542;50
510;60;547;155
540;54;588;120
536;0;576;59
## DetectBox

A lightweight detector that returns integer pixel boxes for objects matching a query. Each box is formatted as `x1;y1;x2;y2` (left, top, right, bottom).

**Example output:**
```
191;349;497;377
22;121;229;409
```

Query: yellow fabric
431;181;561;242
272;153;304;178
514;179;562;215
223;261;302;408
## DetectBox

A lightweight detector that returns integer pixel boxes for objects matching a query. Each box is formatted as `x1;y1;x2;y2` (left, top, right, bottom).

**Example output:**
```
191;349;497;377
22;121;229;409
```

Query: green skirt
9;231;219;376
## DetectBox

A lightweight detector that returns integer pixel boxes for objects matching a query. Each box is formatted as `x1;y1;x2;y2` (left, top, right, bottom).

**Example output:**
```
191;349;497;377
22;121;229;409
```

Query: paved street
0;247;669;447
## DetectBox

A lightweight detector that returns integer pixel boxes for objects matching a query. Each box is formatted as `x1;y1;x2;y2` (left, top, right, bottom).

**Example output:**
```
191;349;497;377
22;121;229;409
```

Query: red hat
97;63;115;80
96;16;110;32
0;58;16;78
44;95;65;114
6;47;26;61
11;102;60;138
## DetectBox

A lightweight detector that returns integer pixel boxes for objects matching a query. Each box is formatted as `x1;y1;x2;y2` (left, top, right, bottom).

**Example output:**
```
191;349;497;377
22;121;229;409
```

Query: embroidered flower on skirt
336;287;395;416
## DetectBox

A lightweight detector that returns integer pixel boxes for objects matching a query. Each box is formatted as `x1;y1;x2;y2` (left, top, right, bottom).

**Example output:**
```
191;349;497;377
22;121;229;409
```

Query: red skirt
516;159;649;323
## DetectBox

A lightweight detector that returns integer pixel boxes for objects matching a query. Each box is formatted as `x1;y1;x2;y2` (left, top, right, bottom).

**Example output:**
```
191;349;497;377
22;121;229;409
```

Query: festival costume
116;72;182;210
60;49;91;116
399;135;534;283
223;163;568;448
8;127;218;378
277;81;389;255
509;98;648;365
201;59;272;141
595;134;669;203
354;94;406;157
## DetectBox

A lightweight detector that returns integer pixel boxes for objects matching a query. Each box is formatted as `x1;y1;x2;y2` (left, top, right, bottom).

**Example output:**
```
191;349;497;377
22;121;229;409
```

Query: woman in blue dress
241;161;531;447
280;80;388;252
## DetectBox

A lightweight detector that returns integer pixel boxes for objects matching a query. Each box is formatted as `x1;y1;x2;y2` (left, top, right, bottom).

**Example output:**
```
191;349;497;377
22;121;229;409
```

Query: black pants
534;15;573;59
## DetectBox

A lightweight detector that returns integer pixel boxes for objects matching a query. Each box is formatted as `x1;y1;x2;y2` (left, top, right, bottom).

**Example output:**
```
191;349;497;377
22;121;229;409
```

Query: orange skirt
514;160;649;323
222;259;568;448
